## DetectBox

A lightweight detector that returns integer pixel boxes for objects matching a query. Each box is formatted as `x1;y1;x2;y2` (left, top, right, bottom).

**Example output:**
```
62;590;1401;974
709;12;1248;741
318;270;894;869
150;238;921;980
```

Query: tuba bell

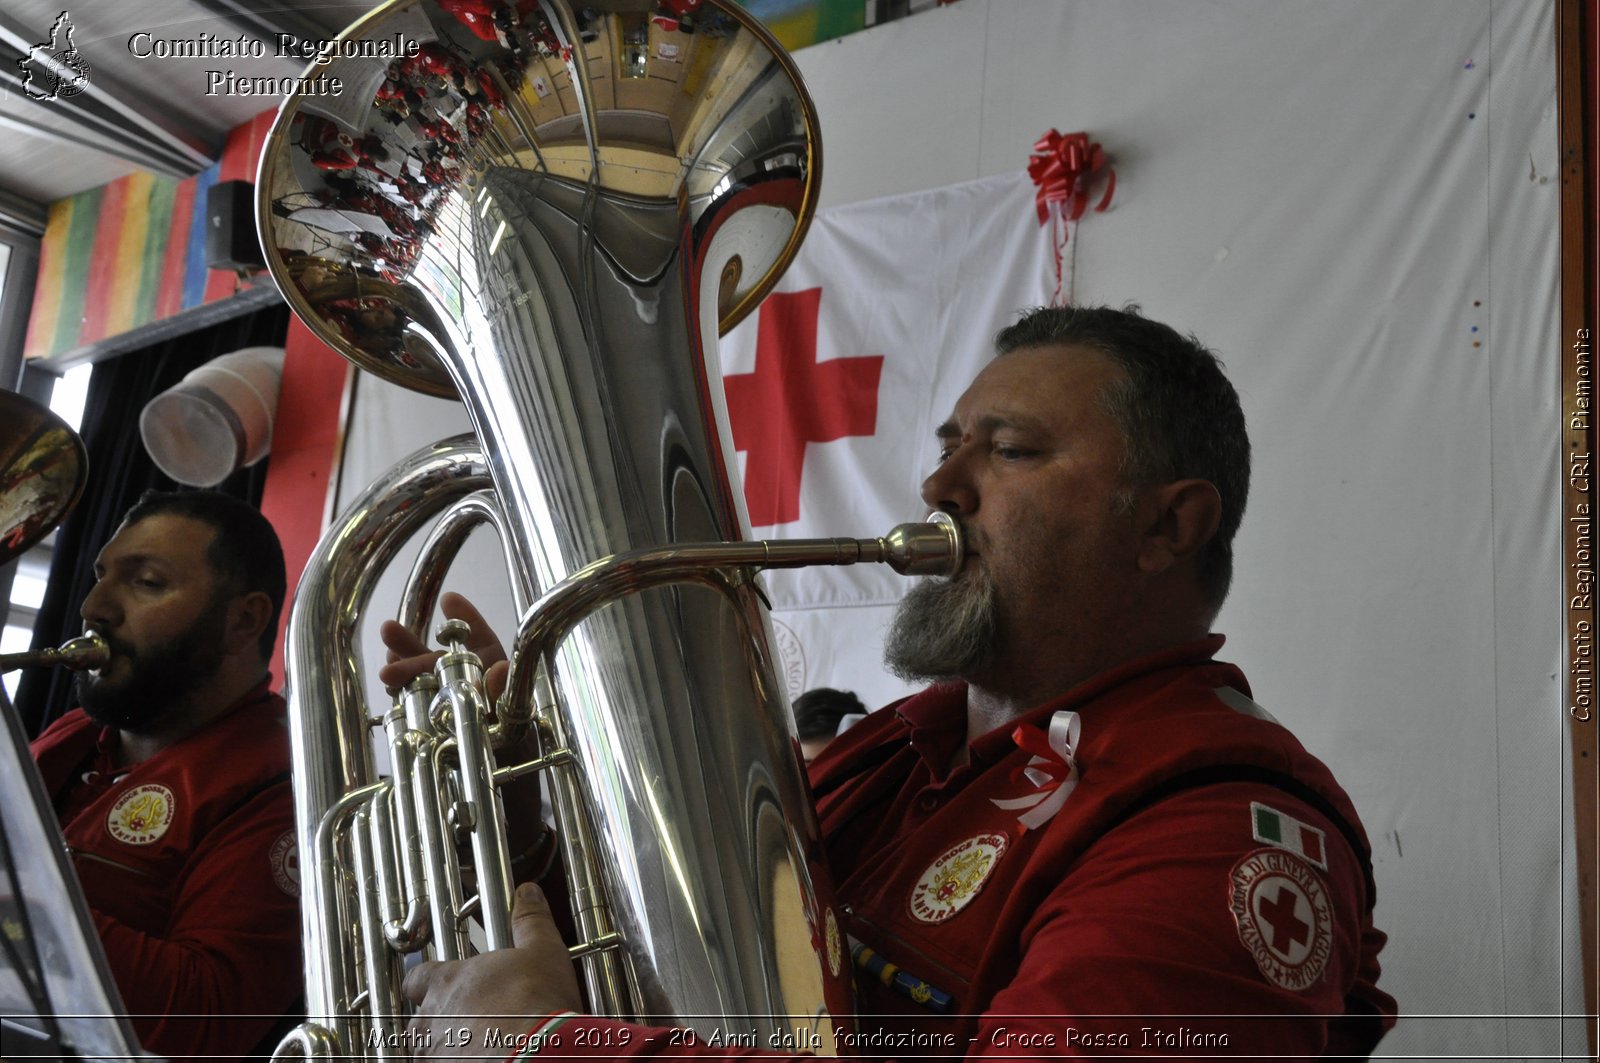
257;1;961;1056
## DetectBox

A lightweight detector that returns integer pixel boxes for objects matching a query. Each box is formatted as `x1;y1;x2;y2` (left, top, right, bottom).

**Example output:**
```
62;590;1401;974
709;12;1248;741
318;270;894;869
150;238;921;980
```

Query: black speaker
204;180;264;271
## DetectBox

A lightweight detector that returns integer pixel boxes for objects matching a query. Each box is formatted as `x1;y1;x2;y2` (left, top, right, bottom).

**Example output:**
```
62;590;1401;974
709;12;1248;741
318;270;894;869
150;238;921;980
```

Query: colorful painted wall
22;109;276;364
736;0;866;50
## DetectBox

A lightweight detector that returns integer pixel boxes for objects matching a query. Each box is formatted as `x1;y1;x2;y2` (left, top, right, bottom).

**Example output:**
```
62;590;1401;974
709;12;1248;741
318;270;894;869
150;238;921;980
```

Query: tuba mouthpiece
881;513;965;577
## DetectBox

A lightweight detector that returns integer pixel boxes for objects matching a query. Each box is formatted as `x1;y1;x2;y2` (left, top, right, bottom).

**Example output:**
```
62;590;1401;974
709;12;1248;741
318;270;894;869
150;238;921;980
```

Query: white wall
332;1;1581;1055
781;0;1574;1055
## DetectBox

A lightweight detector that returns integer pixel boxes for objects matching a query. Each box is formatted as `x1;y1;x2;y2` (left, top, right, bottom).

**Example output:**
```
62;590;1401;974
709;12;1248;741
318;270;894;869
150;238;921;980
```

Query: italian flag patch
1250;802;1328;869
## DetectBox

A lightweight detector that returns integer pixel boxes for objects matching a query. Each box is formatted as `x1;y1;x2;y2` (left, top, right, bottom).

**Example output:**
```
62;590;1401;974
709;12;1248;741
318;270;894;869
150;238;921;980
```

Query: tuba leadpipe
0;633;109;674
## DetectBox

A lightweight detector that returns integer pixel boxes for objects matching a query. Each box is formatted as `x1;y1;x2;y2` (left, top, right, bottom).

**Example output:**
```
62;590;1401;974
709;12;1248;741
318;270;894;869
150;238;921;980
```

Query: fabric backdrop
328;1;1578;1055
718;171;1054;708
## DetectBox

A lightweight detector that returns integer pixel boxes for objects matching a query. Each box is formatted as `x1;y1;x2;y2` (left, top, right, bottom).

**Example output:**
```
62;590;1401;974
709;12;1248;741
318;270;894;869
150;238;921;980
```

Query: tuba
258;0;960;1057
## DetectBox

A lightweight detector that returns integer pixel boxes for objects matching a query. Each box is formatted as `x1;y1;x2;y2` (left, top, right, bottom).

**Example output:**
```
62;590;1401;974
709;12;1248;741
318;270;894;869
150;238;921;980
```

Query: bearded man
396;305;1397;1057
28;489;303;1060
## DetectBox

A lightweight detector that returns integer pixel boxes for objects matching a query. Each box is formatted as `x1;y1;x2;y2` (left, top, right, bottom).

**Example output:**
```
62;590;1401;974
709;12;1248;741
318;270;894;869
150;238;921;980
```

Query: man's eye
994;444;1033;460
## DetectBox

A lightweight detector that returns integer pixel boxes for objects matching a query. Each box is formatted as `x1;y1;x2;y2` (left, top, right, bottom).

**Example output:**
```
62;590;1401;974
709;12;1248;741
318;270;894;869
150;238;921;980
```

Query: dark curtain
15;304;290;737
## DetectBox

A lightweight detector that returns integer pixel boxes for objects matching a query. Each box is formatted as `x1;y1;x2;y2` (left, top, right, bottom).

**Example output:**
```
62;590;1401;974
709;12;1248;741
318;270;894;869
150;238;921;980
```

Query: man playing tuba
388;305;1397;1057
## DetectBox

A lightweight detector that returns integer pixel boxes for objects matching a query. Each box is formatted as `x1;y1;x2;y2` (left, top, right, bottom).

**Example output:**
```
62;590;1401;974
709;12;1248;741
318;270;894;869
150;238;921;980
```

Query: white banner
718;170;1056;706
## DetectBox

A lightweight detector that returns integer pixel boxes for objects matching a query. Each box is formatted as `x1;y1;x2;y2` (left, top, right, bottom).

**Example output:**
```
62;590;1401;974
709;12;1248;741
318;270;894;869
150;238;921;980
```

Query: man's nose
920;449;977;515
80;582;118;631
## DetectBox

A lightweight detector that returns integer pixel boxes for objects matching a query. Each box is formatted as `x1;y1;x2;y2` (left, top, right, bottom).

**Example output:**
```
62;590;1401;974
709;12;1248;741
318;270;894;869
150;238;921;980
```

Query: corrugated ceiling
0;0;377;226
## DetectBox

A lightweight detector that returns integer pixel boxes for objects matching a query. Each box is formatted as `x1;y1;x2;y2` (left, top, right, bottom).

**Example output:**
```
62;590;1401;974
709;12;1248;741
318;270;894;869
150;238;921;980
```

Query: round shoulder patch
1228;847;1334;991
106;784;175;845
270;831;300;897
824;907;843;978
908;832;1008;925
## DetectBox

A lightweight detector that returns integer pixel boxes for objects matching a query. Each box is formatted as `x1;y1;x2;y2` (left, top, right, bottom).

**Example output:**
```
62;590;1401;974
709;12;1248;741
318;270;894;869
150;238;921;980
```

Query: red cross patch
1228;848;1334;991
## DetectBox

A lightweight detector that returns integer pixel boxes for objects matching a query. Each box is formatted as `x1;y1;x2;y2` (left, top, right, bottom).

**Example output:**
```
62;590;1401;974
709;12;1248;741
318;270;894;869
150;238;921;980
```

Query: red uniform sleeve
91;781;304;1060
482;781;1390;1060
969;780;1390;1057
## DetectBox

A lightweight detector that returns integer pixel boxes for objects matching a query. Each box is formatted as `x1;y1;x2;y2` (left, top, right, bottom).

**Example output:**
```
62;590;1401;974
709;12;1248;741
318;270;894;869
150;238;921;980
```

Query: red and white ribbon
1026;130;1115;305
992;710;1081;833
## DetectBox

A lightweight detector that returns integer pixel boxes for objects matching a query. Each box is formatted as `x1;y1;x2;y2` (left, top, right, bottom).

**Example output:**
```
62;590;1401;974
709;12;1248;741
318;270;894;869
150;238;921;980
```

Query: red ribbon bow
1026;130;1115;305
991;711;1082;835
1027;129;1115;225
1009;723;1071;791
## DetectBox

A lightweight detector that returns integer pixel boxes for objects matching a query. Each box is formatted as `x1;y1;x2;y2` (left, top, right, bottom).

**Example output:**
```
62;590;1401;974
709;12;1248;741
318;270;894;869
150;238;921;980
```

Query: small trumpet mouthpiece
0;632;110;674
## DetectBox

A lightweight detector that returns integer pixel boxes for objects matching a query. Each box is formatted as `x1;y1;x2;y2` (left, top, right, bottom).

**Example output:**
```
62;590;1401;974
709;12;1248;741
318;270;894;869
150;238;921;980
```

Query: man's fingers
510;882;560;950
379;619;428;660
485;660;510;705
401;957;448;1006
377;649;443;692
377;603;507;694
441;592;508;666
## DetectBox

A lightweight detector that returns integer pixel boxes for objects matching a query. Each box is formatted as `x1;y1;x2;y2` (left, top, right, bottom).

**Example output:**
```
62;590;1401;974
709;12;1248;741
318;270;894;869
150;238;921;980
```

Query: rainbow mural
22;109;276;364
737;0;866;51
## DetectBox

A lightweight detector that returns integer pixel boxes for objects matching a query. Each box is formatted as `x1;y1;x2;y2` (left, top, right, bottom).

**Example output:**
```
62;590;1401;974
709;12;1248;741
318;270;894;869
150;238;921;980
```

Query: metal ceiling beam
0;188;47;238
0;9;216;174
0;59;205;178
0;101;196;180
186;0;356;51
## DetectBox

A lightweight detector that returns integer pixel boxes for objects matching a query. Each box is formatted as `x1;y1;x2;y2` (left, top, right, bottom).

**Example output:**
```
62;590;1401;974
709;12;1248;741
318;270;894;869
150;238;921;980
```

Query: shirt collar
896;634;1229;768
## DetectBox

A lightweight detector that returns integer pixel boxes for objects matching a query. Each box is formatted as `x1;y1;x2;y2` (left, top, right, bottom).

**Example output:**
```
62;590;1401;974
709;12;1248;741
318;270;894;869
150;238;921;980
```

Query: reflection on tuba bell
257;1;961;1057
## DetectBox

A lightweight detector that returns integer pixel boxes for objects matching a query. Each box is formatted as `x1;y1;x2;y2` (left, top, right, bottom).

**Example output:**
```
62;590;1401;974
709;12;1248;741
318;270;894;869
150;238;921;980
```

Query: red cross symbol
1257;882;1312;955
723;288;884;526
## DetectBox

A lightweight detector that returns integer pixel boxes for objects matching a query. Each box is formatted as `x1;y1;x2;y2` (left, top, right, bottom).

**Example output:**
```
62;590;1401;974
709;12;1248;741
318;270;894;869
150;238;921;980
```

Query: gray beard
883;567;1000;684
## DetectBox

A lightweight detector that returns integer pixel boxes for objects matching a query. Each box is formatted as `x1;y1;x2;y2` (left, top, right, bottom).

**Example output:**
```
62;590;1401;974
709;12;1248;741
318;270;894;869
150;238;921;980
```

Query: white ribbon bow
990;710;1081;832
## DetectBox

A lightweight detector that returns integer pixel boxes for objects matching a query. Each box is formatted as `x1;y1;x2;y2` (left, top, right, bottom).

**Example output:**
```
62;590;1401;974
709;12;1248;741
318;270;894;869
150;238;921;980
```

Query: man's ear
1136;479;1223;575
225;591;274;656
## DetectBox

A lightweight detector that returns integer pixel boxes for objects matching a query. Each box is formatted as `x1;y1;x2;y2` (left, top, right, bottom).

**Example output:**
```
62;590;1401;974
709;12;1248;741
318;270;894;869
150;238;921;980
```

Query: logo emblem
824;908;842;978
1229;848;1334;991
19;13;92;102
269;831;300;897
106;784;174;845
770;618;807;701
907;833;1007;924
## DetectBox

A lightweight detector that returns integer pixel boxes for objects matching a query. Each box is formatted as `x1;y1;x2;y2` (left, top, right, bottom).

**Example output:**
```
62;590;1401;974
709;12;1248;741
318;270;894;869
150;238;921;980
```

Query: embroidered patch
1228;848;1334;991
907;833;1008;924
106;784;174;845
1250;801;1328;869
824;908;842;979
269;830;300;897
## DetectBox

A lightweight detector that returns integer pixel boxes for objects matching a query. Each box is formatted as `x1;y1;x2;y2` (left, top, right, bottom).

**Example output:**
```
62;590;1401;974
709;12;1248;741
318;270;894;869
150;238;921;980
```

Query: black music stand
0;689;144;1062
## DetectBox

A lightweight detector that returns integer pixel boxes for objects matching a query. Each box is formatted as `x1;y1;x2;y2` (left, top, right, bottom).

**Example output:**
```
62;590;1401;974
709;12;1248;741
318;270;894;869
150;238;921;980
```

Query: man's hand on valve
379;591;552;879
379;592;510;703
402;883;584;1059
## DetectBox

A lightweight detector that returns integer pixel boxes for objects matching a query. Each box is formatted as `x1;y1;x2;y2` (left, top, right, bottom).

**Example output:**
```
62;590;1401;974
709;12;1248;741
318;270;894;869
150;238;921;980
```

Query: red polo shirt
31;682;303;1060
434;638;1397;1058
